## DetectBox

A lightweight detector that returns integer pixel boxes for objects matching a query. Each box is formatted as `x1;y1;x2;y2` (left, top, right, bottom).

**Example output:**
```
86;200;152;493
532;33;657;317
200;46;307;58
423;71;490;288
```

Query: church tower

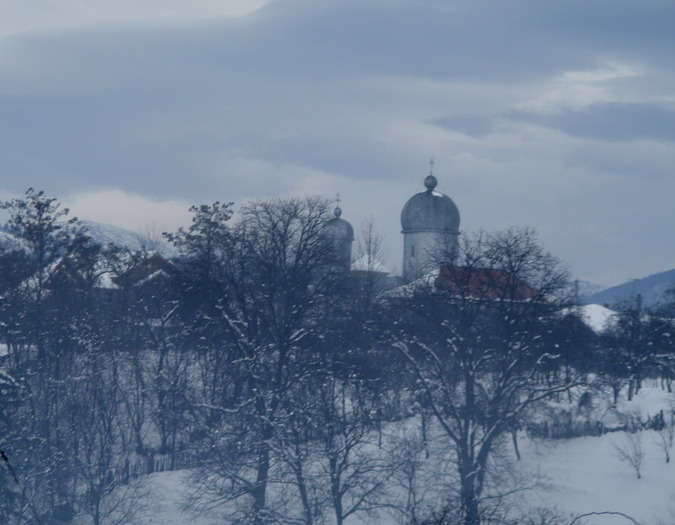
323;199;354;273
400;169;460;280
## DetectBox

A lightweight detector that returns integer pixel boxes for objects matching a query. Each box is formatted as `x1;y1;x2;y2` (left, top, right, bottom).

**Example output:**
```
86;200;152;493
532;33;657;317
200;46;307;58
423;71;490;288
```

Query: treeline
0;189;674;525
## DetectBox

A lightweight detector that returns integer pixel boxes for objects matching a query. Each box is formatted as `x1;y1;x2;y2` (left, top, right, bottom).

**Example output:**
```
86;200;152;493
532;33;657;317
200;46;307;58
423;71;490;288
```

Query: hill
0;220;176;257
78;220;176;257
584;268;675;308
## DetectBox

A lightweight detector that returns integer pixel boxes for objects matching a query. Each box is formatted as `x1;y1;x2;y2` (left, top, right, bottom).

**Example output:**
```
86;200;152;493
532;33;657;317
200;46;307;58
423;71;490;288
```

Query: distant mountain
583;268;675;307
0;221;176;258
79;221;176;257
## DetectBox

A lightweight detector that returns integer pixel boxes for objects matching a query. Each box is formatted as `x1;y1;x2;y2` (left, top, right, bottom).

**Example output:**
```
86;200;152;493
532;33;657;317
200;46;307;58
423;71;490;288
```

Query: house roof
434;265;540;301
113;253;176;288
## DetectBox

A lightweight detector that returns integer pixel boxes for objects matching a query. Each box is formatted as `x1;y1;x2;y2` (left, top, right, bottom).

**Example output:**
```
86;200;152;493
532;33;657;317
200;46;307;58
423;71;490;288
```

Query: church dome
323;206;354;241
400;175;460;233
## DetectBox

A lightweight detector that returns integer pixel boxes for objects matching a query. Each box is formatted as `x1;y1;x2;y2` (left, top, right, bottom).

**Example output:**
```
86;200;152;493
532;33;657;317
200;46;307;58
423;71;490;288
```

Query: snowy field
91;384;675;525
519;430;675;524
517;385;675;525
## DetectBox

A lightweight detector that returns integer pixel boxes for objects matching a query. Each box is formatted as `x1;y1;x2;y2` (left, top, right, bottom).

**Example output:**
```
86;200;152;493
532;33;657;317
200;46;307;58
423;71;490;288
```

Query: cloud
0;0;271;39
507;102;675;142
430;115;494;138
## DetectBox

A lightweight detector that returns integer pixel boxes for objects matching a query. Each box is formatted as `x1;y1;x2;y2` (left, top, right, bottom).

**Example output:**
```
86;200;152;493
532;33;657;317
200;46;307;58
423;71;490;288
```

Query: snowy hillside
0;220;176;257
519;385;675;525
578;304;616;333
86;384;675;525
79;220;176;257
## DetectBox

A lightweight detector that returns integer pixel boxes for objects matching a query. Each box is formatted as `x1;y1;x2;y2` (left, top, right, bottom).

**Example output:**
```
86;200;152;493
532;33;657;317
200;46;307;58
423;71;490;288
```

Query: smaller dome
323;207;354;241
401;177;460;233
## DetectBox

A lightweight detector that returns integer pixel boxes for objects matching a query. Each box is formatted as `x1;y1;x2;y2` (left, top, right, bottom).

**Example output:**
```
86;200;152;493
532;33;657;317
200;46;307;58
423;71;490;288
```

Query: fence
527;410;668;440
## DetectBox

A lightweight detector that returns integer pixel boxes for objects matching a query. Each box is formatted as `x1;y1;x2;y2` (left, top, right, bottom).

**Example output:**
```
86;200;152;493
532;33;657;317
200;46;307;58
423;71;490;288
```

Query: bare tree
350;217;390;316
614;431;646;480
654;401;675;463
655;423;674;463
312;378;395;525
389;228;578;525
387;422;456;525
176;197;346;523
602;294;670;401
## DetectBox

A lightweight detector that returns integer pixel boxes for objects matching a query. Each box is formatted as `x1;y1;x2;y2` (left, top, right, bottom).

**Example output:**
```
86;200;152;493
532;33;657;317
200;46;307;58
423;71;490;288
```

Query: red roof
113;253;176;288
434;265;540;301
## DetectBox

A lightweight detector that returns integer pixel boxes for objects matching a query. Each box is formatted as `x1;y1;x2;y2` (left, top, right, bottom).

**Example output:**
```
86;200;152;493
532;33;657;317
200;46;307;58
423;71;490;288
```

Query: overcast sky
1;0;673;287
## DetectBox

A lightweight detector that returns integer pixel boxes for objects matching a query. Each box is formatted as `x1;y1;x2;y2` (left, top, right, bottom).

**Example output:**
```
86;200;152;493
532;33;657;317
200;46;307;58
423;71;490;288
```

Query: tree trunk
611;379;624;405
462;484;480;525
252;440;270;525
459;458;481;525
330;456;344;525
293;451;314;525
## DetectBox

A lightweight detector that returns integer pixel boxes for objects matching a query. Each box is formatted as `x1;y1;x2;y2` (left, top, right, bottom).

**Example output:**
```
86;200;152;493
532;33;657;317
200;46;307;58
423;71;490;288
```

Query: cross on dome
334;193;342;218
424;159;438;190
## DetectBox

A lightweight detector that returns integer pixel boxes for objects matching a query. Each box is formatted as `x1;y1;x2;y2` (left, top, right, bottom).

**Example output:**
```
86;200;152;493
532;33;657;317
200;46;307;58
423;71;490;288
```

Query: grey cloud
5;0;674;91
430;115;494;138
0;1;581;190
10;0;667;91
508;102;675;142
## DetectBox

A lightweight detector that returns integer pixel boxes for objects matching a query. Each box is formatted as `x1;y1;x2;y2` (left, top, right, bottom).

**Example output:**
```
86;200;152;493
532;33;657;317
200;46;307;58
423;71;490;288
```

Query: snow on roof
0;231;29;253
96;269;120;290
113;253;175;287
380;268;440;298
134;269;172;287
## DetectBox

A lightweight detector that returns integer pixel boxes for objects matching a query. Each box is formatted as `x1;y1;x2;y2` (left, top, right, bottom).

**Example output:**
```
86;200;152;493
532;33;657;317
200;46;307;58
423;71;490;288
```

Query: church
325;169;462;281
325;170;542;303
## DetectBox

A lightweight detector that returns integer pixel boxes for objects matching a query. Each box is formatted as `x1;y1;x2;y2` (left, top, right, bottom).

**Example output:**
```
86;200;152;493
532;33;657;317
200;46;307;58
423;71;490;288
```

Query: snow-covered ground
518;384;675;525
520;430;675;524
93;385;675;525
